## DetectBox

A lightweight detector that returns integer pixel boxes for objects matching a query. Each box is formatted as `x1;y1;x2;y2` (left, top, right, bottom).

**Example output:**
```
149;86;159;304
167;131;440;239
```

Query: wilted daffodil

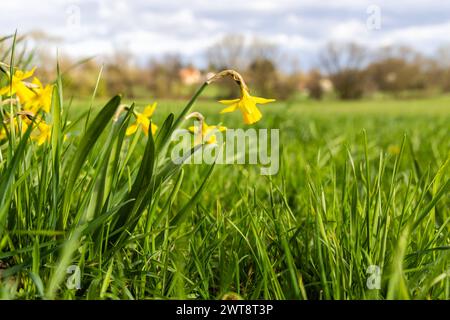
126;102;158;136
24;77;53;113
0;67;36;104
219;88;275;125
189;120;226;144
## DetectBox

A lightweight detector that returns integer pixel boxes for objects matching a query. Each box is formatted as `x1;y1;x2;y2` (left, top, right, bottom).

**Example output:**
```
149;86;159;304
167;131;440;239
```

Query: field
1;87;449;299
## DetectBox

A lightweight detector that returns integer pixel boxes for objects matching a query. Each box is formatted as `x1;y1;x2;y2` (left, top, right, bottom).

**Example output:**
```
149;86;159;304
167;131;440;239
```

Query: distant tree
305;69;324;100
433;45;450;92
247;58;278;97
205;35;246;99
206;34;293;99
146;54;183;98
319;42;368;99
206;34;247;70
104;51;139;98
365;46;428;95
62;58;107;97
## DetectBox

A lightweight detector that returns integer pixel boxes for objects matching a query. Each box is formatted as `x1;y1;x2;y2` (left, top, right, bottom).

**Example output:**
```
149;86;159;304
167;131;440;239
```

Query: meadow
0;62;449;300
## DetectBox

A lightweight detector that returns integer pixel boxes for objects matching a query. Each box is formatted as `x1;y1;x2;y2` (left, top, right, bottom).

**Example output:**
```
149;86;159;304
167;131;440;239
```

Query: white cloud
1;0;449;67
379;22;450;52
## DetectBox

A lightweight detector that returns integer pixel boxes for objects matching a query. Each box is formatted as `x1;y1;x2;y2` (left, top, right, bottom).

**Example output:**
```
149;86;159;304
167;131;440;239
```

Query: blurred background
2;0;450;101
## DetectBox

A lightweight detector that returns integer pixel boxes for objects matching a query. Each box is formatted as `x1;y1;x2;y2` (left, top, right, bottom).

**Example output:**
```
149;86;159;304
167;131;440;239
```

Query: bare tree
436;45;450;69
305;69;324;100
247;38;279;63
104;51;139;97
146;54;183;98
206;34;247;70
319;42;368;99
247;57;278;96
366;46;429;94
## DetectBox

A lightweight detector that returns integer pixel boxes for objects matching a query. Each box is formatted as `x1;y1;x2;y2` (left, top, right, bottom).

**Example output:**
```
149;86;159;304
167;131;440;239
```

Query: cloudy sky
2;0;450;68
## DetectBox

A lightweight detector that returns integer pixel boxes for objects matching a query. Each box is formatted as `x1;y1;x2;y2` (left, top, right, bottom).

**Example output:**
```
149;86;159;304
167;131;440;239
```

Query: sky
2;0;450;69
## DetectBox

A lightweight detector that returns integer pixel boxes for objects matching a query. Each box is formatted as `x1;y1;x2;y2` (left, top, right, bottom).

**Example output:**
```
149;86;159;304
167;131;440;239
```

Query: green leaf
60;95;121;229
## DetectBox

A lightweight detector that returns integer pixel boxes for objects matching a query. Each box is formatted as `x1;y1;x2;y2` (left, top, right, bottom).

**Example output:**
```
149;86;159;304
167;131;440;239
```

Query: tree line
3;33;450;101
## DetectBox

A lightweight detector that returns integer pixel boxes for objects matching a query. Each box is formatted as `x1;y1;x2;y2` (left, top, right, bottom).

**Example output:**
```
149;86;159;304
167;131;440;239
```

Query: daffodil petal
242;107;262;125
0;86;13;96
206;135;217;144
151;123;158;135
19;67;36;80
32;77;43;88
218;98;240;105
143;102;157;117
142;123;150;136
252;97;275;104
126;124;138;136
220;104;238;114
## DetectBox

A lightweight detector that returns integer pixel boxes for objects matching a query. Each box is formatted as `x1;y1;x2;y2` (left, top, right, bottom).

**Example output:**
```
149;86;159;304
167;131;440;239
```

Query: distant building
319;78;334;93
179;67;202;85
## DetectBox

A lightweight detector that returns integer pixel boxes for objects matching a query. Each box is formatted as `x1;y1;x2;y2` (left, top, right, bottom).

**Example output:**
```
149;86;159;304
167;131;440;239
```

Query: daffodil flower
0;67;36;104
16;113;51;146
126;102;158;136
24;77;53;113
32;121;51;146
218;88;275;125
189;120;226;144
0;127;6;140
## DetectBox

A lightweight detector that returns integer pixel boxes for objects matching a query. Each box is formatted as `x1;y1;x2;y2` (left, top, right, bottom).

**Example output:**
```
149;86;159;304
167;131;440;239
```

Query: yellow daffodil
32;121;51;146
0;127;6;140
16;113;51;146
0;67;36;104
218;88;275;125
24;77;53;113
189;121;226;144
387;144;401;155
126;102;158;136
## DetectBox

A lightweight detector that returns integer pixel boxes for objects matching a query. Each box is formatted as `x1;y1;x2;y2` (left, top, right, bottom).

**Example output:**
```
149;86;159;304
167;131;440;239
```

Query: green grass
1;58;449;301
1;32;449;301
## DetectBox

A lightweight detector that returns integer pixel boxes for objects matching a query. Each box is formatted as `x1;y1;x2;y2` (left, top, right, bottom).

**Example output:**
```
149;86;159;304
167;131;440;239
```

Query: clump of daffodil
208;70;275;125
0;67;36;104
186;112;226;144
0;67;53;114
23;77;53;113
126;102;158;136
